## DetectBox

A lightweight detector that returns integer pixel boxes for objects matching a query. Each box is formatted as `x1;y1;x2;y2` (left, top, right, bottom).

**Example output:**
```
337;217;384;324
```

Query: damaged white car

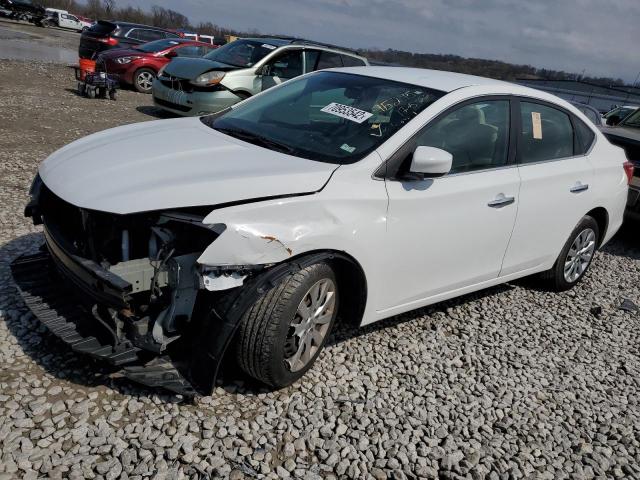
13;67;630;395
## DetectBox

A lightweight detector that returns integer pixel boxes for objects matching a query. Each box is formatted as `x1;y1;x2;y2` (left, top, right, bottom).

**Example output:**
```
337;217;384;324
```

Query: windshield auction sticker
321;103;373;123
532;112;542;139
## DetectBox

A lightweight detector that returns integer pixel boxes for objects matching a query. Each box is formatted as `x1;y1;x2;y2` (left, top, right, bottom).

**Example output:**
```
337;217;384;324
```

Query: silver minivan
152;37;369;116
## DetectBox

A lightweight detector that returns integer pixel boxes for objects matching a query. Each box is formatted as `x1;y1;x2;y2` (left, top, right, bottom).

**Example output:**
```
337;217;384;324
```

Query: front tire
236;262;339;388
133;68;155;93
541;216;599;291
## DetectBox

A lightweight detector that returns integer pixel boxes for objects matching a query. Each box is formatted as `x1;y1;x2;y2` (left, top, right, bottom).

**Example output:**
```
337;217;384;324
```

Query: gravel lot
1;55;640;479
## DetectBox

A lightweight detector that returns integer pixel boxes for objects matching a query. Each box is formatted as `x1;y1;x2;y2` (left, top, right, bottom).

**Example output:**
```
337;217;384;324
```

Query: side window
341;55;366;67
315;51;343;70
413;100;511;174
304;50;320;72
519;102;574;163
130;29;164;42
175;45;201;57
574;118;596;155
265;50;303;79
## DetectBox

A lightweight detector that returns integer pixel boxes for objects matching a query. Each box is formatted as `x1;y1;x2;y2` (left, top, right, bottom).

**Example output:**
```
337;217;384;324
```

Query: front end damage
10;176;288;395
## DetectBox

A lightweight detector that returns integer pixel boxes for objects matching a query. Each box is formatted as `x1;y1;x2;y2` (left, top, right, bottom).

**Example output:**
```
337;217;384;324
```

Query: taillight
623;161;634;185
97;37;119;46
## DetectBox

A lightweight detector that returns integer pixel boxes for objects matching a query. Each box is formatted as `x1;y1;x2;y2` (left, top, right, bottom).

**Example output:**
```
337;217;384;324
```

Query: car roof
111;21;175;32
329;66;513;93
241;37;361;56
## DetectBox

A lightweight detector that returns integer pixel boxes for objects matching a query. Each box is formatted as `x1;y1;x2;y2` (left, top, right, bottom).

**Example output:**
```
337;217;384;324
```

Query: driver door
260;50;303;92
380;98;521;312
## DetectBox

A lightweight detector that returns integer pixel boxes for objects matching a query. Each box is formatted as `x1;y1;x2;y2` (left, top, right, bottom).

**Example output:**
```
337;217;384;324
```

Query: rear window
87;21;116;36
574;118;596;154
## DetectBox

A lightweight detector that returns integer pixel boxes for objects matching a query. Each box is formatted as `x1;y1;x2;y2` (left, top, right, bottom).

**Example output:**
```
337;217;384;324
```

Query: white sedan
16;67;631;393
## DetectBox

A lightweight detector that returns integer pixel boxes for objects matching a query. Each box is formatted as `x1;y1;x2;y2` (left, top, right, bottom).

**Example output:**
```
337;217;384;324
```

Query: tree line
39;0;628;87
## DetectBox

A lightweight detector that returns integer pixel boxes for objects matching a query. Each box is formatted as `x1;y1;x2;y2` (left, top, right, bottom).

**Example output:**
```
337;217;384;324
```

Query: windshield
203;39;277;67
202;71;445;164
605;106;637;119
134;39;183;53
621;109;640;128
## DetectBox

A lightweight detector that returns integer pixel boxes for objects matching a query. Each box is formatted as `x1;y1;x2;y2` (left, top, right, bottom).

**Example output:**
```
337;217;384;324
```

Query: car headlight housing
116;56;141;64
191;71;225;86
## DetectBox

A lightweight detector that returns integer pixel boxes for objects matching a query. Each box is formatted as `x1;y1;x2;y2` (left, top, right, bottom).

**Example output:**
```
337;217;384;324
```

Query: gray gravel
2;58;640;479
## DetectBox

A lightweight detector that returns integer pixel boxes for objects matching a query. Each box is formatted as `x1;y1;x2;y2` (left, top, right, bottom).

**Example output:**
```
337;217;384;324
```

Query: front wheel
236;262;339;388
133;68;155;93
540;216;599;291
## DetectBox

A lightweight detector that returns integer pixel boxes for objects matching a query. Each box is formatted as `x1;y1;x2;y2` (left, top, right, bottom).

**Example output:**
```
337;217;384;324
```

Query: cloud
118;0;638;81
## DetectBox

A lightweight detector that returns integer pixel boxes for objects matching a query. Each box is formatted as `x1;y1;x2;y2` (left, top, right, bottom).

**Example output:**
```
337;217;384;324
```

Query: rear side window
341;55;366;67
128;29;164;42
519;102;574;163
574;119;596;154
316;51;343;70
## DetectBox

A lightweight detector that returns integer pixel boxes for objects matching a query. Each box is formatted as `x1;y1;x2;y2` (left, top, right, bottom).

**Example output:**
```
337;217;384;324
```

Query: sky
118;0;639;82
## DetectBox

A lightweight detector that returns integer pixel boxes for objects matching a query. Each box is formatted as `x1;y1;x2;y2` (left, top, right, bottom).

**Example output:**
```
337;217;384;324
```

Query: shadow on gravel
136;105;179;119
601;222;640;260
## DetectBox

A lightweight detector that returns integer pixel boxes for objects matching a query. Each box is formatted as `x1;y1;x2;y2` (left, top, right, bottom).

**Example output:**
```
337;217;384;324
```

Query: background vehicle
570;101;603;127
12;68;629;395
601;109;640;220
0;0;45;23
76;14;93;31
97;38;218;93
152;37;369;116
79;20;182;60
43;10;84;32
603;105;639;126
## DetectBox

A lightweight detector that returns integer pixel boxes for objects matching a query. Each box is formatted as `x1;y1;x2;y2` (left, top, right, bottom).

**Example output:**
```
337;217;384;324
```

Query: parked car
152;37;369;116
43;10;84;32
0;0;45;22
76;14;93;31
79;20;182;60
601;109;640;220
97;39;218;93
13;67;630;395
570;102;603;127
603;105;639;126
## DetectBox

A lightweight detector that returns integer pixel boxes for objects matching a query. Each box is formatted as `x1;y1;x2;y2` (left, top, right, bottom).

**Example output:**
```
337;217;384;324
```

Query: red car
97;38;218;93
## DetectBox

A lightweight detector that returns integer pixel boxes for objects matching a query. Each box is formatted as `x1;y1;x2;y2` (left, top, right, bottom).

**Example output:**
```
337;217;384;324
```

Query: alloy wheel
137;71;154;91
284;278;336;372
563;228;596;283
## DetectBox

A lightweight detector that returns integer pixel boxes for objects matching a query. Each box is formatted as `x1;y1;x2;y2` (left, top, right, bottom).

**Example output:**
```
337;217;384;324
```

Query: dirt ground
0;58;172;242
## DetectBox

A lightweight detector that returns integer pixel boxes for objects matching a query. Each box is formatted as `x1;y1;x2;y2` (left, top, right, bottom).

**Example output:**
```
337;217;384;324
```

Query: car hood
39;117;338;215
163;57;239;80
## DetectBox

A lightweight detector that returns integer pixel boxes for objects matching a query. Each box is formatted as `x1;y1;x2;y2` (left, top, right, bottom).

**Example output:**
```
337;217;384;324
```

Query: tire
236;262;339;388
133;68;155;93
540;215;599;291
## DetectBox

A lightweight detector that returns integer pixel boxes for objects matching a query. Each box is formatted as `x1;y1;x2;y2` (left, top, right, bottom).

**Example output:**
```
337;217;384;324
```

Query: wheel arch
586;206;609;247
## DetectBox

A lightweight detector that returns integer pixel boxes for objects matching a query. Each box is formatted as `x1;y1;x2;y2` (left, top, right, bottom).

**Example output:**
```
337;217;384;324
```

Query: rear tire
540;216;599;291
133;68;155;93
236;262;339;388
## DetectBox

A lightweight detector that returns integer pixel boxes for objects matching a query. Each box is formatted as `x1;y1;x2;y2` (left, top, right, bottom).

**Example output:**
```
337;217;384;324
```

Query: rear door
500;99;596;276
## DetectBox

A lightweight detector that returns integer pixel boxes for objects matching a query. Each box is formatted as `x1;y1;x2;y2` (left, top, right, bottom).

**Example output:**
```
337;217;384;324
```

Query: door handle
570;183;589;193
487;194;515;208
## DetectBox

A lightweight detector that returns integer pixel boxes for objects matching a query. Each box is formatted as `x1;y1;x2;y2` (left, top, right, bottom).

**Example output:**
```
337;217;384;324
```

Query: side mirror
409;146;452;178
164;51;178;59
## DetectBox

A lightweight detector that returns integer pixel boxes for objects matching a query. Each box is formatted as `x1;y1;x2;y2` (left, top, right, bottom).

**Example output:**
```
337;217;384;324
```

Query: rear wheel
236;262;339;388
540;216;599;291
133;68;155;93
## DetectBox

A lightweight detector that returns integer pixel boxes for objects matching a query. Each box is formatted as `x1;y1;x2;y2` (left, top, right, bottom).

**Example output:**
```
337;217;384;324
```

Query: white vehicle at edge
16;67;631;393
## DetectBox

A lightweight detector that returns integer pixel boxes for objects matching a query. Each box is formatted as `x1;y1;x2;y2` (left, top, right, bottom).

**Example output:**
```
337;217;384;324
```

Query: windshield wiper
215;128;296;155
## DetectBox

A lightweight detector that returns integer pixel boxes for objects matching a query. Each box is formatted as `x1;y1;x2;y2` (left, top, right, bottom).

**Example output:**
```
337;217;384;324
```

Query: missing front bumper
10;251;197;395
